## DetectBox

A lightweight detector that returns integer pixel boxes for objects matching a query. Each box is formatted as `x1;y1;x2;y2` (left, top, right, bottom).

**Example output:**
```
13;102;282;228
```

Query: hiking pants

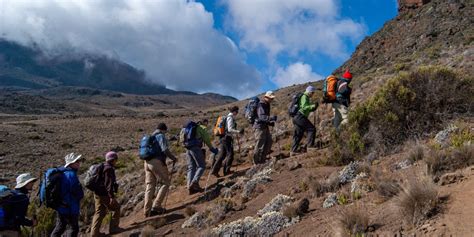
253;127;272;164
212;135;234;175
332;103;349;130
186;146;206;187
144;158;170;215
90;194;121;237
291;112;316;152
51;213;79;237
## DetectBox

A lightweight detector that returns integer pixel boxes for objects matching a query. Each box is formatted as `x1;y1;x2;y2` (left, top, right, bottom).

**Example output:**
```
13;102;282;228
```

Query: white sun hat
15;173;38;189
64;152;83;167
264;91;276;99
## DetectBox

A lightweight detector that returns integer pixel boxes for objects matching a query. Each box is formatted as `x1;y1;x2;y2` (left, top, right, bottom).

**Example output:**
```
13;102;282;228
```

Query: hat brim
15;177;38;189
265;95;276;99
65;155;83;167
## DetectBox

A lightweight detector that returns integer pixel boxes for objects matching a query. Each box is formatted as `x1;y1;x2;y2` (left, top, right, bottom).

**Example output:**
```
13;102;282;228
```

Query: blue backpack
39;167;66;209
182;121;201;148
0;185;14;229
139;135;163;160
245;97;260;124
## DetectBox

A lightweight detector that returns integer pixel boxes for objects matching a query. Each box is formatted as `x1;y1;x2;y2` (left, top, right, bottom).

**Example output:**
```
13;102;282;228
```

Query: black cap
157;123;168;131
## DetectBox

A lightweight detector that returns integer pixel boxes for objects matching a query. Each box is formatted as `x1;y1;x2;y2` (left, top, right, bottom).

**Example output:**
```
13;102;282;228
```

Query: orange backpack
213;116;227;136
323;75;338;103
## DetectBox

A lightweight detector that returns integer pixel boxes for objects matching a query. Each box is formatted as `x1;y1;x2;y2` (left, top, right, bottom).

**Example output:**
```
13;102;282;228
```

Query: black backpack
39;167;66;209
288;92;304;117
244;97;260;124
84;163;105;192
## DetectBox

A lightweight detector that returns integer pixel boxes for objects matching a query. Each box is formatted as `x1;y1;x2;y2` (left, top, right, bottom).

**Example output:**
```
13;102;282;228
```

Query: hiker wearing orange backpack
290;86;318;155
323;69;353;130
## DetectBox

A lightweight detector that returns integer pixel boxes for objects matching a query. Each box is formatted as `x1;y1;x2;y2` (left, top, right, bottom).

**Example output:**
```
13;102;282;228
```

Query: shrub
28;202;56;236
374;175;400;199
306;176;327;197
426;145;474;176
396;178;439;226
408;143;425;162
336;206;370;237
333;67;473;160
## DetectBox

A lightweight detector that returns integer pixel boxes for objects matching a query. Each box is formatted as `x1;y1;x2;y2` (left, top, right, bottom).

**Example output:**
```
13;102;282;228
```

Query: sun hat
15;173;38;189
306;85;316;93
64;152;83;167
264;91;276;99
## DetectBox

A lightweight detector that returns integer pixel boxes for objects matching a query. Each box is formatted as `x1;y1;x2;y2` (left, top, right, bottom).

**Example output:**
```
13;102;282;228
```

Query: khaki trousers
90;194;121;237
332;103;349;129
253;127;272;164
144;158;170;215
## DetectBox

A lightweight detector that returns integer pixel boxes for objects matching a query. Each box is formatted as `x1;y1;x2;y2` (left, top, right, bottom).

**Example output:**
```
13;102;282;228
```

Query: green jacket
196;125;213;149
298;92;317;117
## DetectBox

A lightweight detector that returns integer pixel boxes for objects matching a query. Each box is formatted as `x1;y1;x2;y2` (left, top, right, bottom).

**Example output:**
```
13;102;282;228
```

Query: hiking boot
290;151;301;157
150;207;167;216
109;227;126;235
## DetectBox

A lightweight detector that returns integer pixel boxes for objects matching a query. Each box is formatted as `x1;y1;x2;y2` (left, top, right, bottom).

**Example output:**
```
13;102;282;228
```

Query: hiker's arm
257;104;270;123
198;126;213;149
14;196;33;227
300;94;316;112
226;116;240;134
159;136;177;161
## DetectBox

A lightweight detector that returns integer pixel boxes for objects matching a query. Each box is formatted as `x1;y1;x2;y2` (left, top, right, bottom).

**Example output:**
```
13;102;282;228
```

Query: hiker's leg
144;160;157;216
51;213;67;237
223;136;234;175
153;160;171;209
67;214;80;237
186;150;197;188
339;104;349;126
191;147;206;184
301;116;316;147
106;196;121;233
332;103;342;129
263;127;273;160
212;137;226;174
253;129;265;164
291;116;304;152
90;194;107;237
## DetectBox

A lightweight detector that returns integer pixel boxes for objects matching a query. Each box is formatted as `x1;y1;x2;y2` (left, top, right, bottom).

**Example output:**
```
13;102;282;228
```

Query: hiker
51;153;84;237
90;151;123;237
332;70;353;130
291;86;318;155
253;91;277;165
211;106;244;177
143;123;177;217
0;173;37;237
197;119;210;158
181;120;218;195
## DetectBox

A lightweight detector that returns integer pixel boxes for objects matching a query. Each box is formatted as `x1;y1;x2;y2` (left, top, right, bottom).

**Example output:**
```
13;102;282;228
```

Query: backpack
288;92;304;117
39;167;66;209
244;97;260;124
139;135;163;160
213;116;227;136
182;121;201;148
322;75;338;103
84;163;105;192
0;185;15;229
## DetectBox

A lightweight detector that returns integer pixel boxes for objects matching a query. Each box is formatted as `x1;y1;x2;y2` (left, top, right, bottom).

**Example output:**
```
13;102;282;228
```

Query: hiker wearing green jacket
181;121;218;194
291;86;318;155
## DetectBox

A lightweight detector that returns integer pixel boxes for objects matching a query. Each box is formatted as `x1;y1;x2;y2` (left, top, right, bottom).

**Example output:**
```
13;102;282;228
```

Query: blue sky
197;0;398;92
2;0;398;98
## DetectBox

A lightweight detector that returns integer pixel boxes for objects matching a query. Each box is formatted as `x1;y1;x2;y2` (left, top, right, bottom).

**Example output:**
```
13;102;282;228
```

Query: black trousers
50;213;79;237
212;135;234;175
291;113;316;152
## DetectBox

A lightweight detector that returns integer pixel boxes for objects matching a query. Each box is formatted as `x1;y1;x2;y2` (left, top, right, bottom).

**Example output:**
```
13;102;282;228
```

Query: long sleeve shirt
94;162;118;198
196;125;213;149
226;113;240;135
298;92;317;117
154;130;176;161
254;101;273;129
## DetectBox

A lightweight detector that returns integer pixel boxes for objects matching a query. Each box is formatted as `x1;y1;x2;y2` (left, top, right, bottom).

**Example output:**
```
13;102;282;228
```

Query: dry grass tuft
184;206;197;217
408;144;425;162
396;178;439;226
336;206;370;237
374;172;400;199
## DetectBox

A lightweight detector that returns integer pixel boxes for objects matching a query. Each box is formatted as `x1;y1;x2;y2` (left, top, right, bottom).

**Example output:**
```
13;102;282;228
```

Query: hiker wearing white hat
0;173;37;237
51;153;84;237
253;91;277;164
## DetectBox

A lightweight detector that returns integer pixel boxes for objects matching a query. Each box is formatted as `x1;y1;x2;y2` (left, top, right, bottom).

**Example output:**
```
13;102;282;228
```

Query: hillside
0;0;473;236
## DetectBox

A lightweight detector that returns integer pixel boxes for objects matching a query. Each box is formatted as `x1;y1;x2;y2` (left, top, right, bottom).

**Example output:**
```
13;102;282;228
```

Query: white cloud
225;0;366;60
272;62;323;87
0;0;261;98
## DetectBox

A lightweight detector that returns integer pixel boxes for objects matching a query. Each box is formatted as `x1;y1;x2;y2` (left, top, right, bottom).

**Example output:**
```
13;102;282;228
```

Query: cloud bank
272;62;323;88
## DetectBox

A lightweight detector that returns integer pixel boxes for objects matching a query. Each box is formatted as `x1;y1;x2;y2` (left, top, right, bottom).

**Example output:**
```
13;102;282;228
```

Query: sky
0;0;398;98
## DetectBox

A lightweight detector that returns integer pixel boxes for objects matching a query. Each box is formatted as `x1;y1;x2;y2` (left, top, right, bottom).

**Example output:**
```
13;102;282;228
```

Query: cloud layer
0;0;261;98
272;62;323;88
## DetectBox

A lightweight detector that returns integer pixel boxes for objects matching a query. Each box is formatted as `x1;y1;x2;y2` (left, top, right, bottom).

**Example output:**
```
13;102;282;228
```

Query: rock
257;194;294;216
323;193;338;208
288;162;302;171
438;172;464;185
339;162;359;185
434;124;458;147
350;172;371;194
394;159;413;170
181;212;206;229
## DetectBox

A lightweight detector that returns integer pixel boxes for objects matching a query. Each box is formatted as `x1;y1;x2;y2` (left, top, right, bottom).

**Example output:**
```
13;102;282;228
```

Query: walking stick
163;162;175;211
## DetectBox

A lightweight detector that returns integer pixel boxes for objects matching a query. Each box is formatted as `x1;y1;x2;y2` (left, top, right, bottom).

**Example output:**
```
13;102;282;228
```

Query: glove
270;115;278;122
239;128;245;135
210;147;219;155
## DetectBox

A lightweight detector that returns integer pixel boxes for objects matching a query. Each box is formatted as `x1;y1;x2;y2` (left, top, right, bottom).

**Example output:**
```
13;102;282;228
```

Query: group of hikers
0;70;352;237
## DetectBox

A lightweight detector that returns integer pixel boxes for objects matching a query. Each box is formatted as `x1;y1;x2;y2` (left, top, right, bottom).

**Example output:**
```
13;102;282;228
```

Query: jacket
336;78;352;107
94;162;118;198
196;125;213;149
298;92;317;117
153;130;177;162
226;113;240;136
6;188;32;231
57;167;84;215
254;100;273;129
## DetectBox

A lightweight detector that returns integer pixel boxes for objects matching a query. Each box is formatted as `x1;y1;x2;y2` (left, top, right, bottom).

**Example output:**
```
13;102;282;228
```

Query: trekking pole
163;163;175;211
204;150;220;199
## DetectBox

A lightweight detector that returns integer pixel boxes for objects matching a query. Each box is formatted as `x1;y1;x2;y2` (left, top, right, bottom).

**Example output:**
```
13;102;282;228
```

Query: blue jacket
56;167;84;215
